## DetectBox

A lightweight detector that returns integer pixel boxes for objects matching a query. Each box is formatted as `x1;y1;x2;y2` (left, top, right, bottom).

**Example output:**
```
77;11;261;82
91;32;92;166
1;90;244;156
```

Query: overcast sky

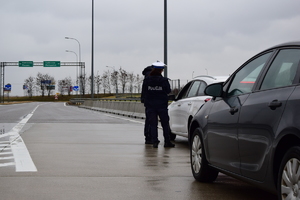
1;0;300;96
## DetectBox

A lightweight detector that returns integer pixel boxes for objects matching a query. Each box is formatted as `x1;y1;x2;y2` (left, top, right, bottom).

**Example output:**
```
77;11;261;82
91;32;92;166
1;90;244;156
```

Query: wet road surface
0;102;277;200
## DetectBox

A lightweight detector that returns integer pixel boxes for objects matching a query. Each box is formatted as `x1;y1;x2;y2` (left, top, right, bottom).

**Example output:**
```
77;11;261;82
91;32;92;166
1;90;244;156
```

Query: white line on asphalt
0;152;13;155
0;147;11;151
104;114;145;124
4;105;39;172
0;156;14;160
103;114;163;129
0;132;12;139
0;162;15;167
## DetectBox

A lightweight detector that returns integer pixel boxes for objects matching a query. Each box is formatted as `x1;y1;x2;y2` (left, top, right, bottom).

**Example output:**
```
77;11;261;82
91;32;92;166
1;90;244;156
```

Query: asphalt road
0;102;277;200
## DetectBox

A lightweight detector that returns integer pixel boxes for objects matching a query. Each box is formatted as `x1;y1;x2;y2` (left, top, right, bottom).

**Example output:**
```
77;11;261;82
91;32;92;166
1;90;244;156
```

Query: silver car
168;75;228;140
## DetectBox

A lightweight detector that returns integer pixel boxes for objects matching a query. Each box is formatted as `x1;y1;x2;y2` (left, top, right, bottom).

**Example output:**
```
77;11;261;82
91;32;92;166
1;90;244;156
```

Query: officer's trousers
144;107;151;142
147;107;171;144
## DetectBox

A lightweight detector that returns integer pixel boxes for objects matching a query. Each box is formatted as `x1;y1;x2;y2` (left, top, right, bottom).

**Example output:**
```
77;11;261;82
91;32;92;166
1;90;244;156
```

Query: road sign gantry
4;61;83;67
0;61;85;103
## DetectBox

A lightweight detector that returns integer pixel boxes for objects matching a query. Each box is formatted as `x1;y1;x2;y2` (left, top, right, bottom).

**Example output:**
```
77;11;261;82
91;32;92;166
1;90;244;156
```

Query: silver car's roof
192;75;229;84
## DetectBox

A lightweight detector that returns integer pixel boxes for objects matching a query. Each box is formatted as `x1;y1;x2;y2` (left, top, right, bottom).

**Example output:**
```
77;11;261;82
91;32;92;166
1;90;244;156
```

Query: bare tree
135;74;143;93
95;74;102;94
86;75;92;95
36;72;45;96
127;72;135;95
110;70;119;95
36;72;55;97
80;72;87;96
66;77;73;96
24;76;35;98
119;67;128;94
102;70;111;94
58;77;72;96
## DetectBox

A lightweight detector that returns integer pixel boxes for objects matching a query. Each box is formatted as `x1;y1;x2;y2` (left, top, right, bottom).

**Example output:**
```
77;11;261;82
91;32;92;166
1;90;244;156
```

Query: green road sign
43;61;60;67
19;61;33;67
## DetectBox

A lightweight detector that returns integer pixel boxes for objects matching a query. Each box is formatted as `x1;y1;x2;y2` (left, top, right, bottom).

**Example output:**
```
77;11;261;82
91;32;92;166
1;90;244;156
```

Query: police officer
141;65;153;144
141;61;175;148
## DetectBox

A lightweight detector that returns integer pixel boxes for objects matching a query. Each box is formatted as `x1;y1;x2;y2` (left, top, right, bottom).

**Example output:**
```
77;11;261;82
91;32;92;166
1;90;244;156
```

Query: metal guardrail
69;95;175;105
76;98;146;119
71;96;175;119
69;98;141;105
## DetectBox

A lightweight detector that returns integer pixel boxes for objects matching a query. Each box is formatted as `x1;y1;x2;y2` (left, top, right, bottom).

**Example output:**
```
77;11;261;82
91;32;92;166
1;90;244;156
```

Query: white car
168;75;228;140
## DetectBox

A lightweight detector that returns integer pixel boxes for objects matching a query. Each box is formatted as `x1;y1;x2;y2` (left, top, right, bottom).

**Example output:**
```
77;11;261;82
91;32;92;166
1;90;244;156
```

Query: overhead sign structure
1;61;85;103
43;61;60;67
19;61;33;67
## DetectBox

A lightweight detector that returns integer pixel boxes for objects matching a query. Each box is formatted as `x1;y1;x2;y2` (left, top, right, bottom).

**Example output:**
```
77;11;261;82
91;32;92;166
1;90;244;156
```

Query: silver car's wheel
278;147;300;200
190;128;218;182
191;134;202;173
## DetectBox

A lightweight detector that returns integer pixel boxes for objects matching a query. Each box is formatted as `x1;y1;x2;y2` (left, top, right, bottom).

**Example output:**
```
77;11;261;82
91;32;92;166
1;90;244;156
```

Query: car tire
190;128;218;182
277;146;300;200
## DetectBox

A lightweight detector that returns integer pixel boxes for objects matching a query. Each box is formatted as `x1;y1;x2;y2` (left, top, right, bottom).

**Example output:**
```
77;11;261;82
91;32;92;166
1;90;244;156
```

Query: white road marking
0;105;39;172
0;152;13;155
104;114;145;124
0;162;15;167
103;113;163;129
0;156;14;160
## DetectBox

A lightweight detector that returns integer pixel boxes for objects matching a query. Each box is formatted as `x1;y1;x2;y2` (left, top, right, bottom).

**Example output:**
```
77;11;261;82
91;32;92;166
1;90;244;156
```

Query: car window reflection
227;52;272;97
261;49;300;90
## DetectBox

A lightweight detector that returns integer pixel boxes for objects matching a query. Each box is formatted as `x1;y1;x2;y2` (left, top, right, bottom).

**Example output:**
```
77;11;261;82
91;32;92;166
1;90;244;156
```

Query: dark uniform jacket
141;75;171;109
141;66;153;104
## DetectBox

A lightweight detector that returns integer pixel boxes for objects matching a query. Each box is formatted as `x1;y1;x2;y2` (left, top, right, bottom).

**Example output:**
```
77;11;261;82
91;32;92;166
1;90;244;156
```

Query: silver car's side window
176;81;192;100
197;82;207;96
227;52;272;97
187;81;201;98
260;49;300;90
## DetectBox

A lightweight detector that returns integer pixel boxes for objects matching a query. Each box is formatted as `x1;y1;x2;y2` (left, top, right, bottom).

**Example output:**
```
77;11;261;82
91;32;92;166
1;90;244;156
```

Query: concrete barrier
80;100;146;119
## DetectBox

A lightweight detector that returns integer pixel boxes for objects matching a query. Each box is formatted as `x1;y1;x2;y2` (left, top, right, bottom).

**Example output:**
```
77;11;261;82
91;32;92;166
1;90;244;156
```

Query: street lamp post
91;0;95;98
65;50;78;94
65;37;83;95
164;0;168;78
65;37;81;65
